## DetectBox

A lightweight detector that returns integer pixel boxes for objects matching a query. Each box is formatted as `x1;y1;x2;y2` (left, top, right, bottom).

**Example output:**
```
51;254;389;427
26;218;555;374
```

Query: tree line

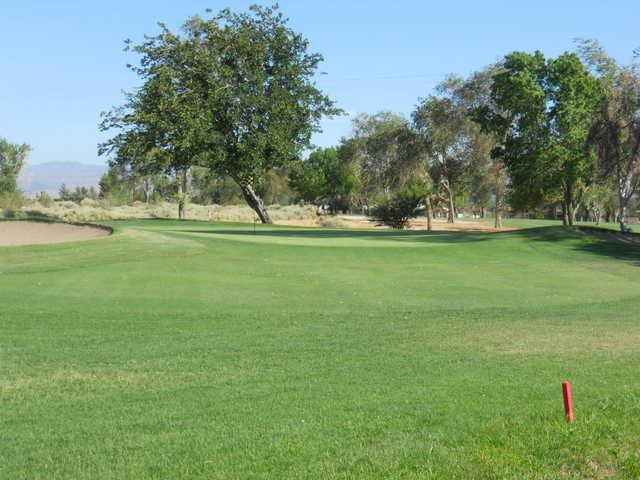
290;41;640;231
100;5;640;232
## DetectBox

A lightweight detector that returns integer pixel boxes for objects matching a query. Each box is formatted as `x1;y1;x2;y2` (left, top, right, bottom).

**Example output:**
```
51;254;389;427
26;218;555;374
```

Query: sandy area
0;221;110;246
276;215;517;232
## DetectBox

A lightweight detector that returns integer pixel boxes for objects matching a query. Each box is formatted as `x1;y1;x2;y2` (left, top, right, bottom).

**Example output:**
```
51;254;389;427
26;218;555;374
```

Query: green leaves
370;182;429;229
290;147;358;211
576;39;640;231
344;112;422;200
100;5;339;220
481;51;603;218
0;138;30;194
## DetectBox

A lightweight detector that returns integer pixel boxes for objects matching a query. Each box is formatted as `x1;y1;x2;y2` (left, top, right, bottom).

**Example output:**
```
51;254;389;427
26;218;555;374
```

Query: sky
1;0;638;166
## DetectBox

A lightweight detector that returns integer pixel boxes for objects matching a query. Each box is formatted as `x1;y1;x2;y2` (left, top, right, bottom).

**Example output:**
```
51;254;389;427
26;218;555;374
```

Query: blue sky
1;0;638;165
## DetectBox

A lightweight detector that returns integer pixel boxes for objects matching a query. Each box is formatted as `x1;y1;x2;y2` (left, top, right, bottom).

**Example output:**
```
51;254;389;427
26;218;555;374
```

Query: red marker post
562;382;575;422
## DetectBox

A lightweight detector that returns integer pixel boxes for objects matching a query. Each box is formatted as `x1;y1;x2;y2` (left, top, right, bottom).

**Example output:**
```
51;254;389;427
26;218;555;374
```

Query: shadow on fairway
179;228;491;244
513;226;640;266
178;225;640;264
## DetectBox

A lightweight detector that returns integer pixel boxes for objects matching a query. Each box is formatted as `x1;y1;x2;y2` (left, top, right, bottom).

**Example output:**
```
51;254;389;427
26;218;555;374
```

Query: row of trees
292;40;640;231
101;5;639;231
96;164;294;208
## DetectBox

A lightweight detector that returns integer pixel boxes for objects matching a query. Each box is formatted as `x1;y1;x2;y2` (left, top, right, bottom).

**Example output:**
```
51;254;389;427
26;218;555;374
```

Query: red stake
562;382;575;422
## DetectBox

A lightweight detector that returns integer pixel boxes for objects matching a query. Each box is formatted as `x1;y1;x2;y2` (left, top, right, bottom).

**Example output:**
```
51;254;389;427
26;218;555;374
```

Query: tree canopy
577;38;640;231
100;5;339;223
478;51;603;225
0;138;30;194
290;147;358;213
94;12;639;231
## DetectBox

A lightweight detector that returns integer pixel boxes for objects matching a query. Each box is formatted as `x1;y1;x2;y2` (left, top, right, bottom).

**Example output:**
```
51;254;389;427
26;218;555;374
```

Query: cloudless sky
1;0;638;165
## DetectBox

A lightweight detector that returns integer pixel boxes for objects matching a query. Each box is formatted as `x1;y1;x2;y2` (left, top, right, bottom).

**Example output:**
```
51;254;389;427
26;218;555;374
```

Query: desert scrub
21;201;317;223
318;215;346;228
35;191;54;207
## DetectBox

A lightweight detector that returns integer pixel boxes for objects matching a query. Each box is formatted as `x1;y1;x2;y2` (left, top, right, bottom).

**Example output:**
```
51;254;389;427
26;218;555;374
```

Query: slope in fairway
1;219;640;478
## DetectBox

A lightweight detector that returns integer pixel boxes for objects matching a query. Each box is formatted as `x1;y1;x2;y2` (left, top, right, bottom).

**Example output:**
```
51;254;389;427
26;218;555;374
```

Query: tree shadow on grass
182;225;640;264
178;228;491;244
512;226;640;266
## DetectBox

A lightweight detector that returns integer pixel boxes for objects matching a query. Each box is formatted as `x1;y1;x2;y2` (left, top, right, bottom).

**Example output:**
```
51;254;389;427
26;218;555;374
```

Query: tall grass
7;199;317;223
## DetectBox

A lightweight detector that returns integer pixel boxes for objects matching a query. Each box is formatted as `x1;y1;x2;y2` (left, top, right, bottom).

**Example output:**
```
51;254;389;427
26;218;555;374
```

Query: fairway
2;220;640;478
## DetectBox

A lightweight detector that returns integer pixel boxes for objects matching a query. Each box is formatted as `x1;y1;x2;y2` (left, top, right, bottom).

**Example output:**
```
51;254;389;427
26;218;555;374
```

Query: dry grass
9;200;317;224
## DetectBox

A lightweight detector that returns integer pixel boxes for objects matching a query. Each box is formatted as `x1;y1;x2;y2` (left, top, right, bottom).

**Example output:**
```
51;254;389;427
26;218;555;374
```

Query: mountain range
18;162;107;197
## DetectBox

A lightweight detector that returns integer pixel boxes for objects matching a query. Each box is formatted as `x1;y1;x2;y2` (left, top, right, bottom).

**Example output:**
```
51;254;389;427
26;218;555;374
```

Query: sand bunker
0;221;110;246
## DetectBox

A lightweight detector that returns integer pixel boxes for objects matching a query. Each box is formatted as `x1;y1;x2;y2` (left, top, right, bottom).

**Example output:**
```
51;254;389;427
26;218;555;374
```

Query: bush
80;198;97;207
0;191;24;217
319;216;346;228
369;185;425;229
36;191;54;207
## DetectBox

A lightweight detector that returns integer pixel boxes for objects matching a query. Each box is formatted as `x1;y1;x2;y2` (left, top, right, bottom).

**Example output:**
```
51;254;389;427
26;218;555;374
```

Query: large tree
101;5;338;223
450;66;509;228
482;51;603;226
341;112;422;205
413;78;477;223
0;138;30;194
577;39;640;232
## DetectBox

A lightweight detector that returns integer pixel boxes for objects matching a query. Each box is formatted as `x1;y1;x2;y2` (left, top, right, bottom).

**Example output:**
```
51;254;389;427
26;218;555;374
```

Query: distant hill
18;162;107;197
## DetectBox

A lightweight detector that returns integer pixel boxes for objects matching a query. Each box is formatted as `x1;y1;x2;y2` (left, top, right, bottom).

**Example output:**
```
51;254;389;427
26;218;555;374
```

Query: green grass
2;219;640;479
478;216;636;233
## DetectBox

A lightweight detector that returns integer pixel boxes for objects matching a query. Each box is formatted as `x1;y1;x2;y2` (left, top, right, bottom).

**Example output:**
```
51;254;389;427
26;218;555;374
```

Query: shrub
36;191;54;207
0;191;24;217
80;198;97;207
369;185;425;229
319;216;345;228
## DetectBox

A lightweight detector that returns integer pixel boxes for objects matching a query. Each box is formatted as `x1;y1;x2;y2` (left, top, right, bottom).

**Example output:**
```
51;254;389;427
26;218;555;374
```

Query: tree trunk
425;195;433;232
445;183;455;224
177;179;185;220
239;183;272;224
618;195;629;232
561;184;575;227
143;177;153;203
494;195;502;229
561;200;569;226
494;185;503;229
177;168;190;220
495;209;502;229
617;171;635;232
